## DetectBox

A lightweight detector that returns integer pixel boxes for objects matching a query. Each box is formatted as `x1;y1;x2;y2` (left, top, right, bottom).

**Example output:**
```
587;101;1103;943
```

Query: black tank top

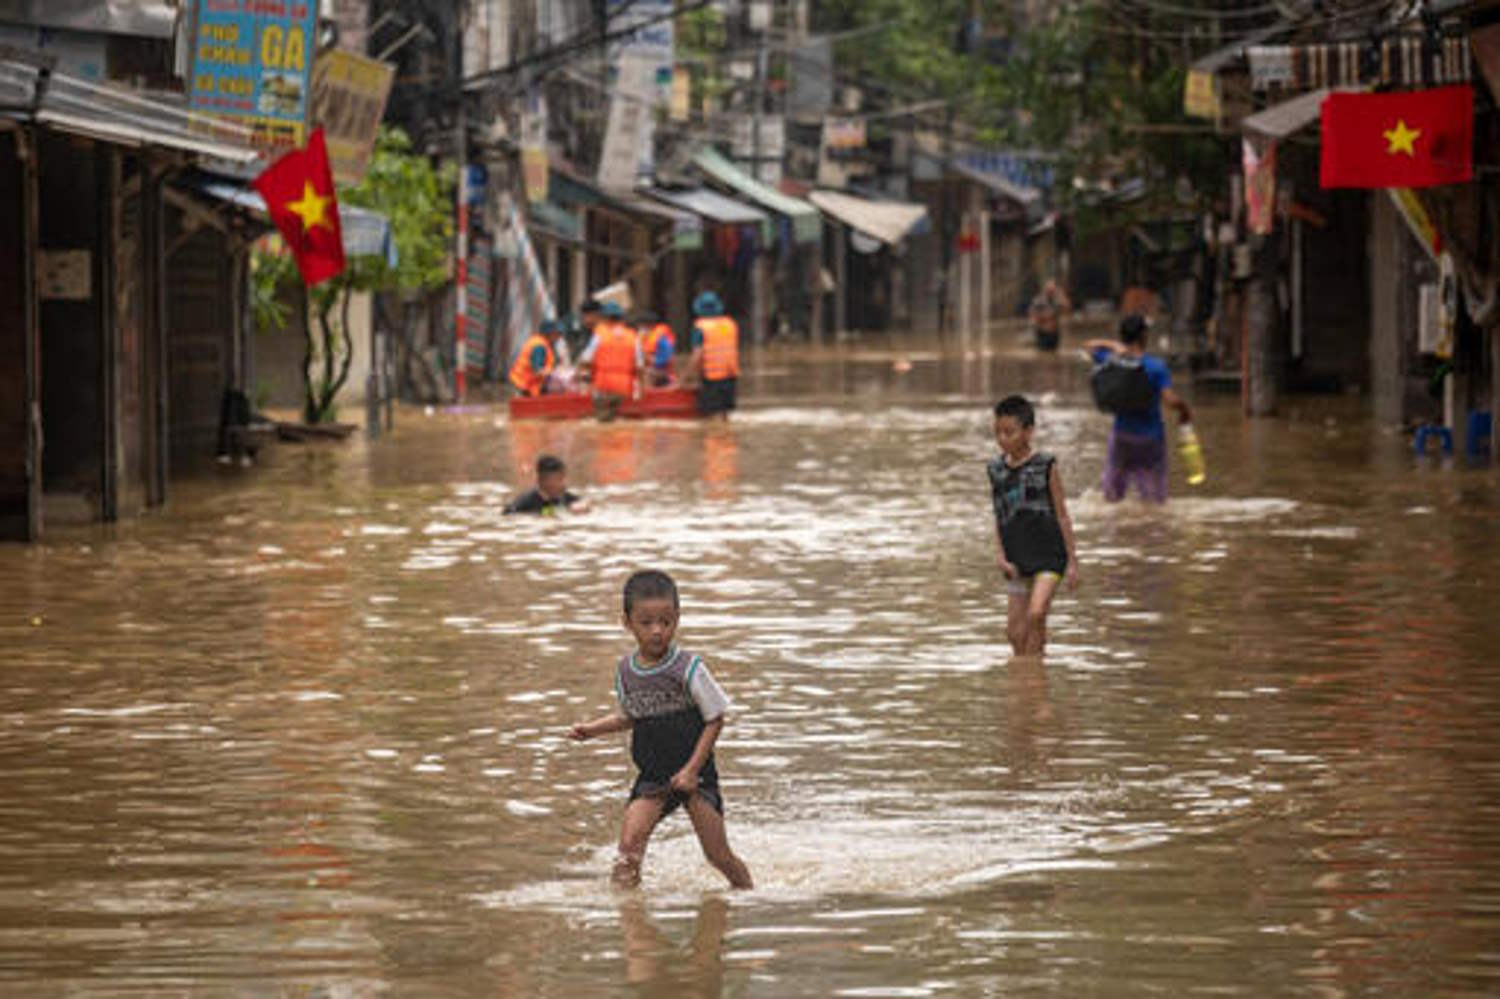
987;453;1068;576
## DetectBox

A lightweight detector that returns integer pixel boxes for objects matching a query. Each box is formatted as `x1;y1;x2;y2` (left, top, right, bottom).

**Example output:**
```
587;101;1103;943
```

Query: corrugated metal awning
951;162;1042;207
645;186;769;228
1241;88;1345;139
0;1;177;39
808;190;928;246
693;147;821;244
614;192;703;251
0;53;260;164
190;177;398;265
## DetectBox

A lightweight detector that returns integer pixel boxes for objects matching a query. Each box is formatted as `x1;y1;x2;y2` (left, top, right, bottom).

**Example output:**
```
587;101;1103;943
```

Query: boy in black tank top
568;571;753;890
988;395;1080;656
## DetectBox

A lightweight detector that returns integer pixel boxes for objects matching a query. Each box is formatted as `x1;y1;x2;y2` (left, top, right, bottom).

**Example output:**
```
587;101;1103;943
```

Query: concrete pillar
1244;236;1279;417
1369;193;1406;427
751;251;768;347
833;222;847;337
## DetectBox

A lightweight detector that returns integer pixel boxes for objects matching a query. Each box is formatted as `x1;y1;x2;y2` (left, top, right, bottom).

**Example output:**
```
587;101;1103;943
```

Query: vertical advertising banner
189;0;318;155
310;49;395;185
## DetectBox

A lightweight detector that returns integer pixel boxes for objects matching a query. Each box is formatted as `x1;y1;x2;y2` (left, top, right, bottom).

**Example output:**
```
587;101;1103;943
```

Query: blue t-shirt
1091;348;1171;439
529;344;550;372
651;336;673;370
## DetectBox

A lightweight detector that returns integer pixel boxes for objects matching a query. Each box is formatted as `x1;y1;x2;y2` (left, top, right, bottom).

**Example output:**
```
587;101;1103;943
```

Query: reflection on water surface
2;352;1499;994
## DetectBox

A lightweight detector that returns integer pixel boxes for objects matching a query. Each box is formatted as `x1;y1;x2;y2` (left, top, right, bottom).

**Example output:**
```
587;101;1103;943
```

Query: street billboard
188;0;317;155
309;49;394;185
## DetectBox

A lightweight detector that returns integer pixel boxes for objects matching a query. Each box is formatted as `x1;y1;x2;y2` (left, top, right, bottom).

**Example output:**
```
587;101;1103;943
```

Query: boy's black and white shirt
987;451;1068;577
615;647;729;784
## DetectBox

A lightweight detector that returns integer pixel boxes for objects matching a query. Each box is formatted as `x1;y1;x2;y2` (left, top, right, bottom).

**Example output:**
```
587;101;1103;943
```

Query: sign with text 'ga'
189;0;317;155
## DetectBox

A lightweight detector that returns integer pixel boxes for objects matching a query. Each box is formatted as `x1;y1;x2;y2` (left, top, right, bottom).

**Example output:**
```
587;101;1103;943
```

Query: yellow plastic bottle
1179;424;1206;486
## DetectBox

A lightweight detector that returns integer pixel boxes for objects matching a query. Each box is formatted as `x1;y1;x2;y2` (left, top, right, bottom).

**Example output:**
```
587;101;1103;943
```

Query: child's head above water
993;394;1036;461
536;454;567;499
623;570;680;661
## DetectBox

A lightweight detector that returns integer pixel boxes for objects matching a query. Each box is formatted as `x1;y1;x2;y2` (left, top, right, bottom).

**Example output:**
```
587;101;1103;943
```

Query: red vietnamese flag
252;128;346;285
1320;85;1473;190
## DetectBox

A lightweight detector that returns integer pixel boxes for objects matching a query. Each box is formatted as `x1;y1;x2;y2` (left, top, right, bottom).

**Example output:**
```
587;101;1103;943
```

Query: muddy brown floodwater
2;346;1499;996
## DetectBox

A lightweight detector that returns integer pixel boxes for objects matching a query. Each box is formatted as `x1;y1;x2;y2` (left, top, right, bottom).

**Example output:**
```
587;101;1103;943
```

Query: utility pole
750;5;768;348
453;0;469;402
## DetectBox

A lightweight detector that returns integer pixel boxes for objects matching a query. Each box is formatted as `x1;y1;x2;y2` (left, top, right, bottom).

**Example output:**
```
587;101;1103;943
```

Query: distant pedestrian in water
504;454;589;515
568;570;753;890
687;292;739;419
1082;314;1193;504
1028;279;1072;352
989;395;1079;656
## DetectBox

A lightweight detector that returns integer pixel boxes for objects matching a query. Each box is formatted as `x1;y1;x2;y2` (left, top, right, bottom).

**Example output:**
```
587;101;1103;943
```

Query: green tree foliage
253;126;454;423
813;1;1232;229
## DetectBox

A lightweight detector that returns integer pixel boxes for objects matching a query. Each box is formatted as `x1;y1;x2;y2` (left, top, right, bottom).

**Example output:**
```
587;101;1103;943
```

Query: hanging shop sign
188;0;317;155
309;49;394;185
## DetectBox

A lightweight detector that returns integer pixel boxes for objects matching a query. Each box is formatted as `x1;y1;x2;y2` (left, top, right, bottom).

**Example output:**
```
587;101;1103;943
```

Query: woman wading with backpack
1083;315;1194;504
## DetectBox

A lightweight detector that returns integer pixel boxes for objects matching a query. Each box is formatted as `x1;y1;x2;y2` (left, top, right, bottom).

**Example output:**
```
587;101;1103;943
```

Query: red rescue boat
508;386;700;420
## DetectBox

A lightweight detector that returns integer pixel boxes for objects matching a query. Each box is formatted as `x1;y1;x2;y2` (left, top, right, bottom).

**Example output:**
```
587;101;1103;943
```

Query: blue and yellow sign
189;0;317;154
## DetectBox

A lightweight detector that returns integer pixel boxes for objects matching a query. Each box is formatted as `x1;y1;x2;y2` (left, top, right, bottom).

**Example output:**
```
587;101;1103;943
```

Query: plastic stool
1467;410;1493;459
1414;424;1454;455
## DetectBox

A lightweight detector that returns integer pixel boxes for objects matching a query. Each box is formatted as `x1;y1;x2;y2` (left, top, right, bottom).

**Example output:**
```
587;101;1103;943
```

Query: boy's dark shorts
698;377;737;415
630;776;724;818
1034;329;1060;352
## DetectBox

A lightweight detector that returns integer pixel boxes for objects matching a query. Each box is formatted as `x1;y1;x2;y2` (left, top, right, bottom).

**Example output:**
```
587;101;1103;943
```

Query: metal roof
808;190;928;246
0;1;177;39
0;51;260;164
190;177;398;265
693;147;821;243
644;185;769;227
1241;88;1344;140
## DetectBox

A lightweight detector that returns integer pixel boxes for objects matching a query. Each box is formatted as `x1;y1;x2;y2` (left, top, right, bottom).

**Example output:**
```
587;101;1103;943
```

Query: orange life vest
592;322;637;397
509;334;555;396
695;316;740;381
643;324;675;368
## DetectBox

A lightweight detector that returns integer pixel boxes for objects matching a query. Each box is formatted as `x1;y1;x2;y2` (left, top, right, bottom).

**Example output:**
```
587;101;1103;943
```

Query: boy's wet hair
536;454;565;476
993;394;1035;428
624;570;679;614
1120;313;1149;345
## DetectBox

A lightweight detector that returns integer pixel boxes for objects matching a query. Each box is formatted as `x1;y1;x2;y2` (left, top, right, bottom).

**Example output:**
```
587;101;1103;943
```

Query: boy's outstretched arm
1080;337;1123;355
569;712;633;741
1050;463;1080;591
670;717;724;794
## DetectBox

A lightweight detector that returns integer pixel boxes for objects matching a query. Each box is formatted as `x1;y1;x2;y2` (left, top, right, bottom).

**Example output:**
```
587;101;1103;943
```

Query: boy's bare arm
568;712;633;741
1081;338;1123;354
671;718;725;792
1050;464;1080;590
1161;386;1194;426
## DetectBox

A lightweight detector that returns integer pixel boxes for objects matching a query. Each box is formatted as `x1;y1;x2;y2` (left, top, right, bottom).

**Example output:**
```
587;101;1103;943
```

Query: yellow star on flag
1383;119;1421;157
286;180;332;232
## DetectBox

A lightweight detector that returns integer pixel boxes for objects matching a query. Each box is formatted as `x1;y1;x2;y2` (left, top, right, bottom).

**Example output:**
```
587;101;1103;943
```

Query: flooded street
3;349;1500;995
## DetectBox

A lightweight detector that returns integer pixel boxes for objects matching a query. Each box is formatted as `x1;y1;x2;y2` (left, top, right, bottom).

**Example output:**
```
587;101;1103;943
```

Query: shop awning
644;185;770;238
1241;87;1344;139
692;147;821;244
191;178;398;265
0;1;178;38
950;162;1042;209
614;192;703;251
0;54;260;164
808;190;928;246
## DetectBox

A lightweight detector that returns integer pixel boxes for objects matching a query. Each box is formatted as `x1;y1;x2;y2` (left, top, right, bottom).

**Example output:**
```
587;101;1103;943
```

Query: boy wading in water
989;396;1079;656
569;571;753;890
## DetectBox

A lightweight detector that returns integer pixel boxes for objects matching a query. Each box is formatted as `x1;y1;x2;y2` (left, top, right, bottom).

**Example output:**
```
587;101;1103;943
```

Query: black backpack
1091;355;1157;414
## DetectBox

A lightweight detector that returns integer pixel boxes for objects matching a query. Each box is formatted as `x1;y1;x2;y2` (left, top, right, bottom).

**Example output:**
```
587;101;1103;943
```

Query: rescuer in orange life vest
509;317;563;397
635;310;677;387
687;291;739;419
582;300;641;421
